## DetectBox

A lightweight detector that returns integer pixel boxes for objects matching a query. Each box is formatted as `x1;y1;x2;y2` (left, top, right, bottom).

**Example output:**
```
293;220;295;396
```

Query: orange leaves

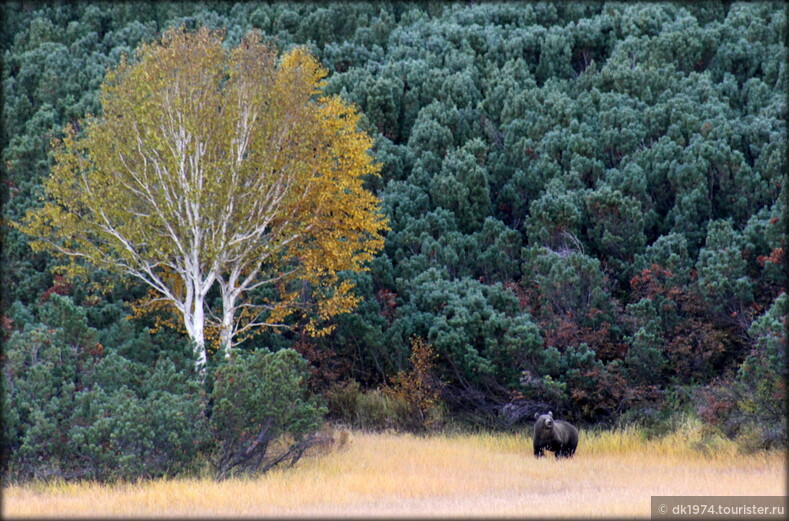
38;275;72;303
385;337;442;431
128;288;183;335
756;247;784;267
629;264;676;300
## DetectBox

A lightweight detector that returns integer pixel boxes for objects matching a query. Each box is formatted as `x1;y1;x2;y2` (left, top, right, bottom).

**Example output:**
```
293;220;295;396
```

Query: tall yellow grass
4;421;784;518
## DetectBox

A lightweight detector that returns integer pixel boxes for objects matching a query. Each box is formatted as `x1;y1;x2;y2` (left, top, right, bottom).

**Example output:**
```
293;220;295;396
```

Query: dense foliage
210;348;326;479
3;294;207;481
16;26;387;370
2;1;786;481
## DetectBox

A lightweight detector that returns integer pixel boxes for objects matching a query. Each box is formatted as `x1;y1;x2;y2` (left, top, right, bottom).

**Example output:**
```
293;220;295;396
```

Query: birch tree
18;27;388;371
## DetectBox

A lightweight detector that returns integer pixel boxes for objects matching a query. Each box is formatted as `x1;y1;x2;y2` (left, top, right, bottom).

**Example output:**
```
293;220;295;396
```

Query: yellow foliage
15;26;388;351
385;337;443;430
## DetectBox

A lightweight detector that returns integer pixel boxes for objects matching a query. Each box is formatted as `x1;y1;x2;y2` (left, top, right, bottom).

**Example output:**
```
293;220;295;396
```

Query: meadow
3;420;785;518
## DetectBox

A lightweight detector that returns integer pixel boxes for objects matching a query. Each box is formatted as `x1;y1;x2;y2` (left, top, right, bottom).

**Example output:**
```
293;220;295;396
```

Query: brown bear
533;411;578;458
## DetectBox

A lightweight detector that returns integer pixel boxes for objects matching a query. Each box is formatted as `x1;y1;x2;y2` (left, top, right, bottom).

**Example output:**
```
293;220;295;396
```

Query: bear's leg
556;447;575;458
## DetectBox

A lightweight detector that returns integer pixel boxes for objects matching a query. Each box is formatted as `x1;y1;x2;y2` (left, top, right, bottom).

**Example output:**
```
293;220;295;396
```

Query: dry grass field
4;419;785;518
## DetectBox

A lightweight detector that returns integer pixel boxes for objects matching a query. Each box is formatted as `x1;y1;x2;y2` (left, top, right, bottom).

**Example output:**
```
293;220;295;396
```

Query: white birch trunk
181;291;208;374
219;292;235;359
192;295;207;371
217;268;241;359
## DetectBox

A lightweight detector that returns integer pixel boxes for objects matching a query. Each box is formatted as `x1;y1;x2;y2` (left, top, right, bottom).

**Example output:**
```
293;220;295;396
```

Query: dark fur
533;411;578;458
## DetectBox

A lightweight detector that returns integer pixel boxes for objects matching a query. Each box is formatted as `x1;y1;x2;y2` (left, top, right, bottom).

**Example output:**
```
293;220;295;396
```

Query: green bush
2;296;207;482
695;292;787;450
65;376;207;481
209;348;327;480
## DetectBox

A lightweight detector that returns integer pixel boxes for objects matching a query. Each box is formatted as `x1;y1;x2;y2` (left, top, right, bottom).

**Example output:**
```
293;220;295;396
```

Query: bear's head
534;411;554;431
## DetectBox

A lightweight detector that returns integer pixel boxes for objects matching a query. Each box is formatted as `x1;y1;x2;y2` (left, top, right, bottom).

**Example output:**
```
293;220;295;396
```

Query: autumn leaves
19;27;388;369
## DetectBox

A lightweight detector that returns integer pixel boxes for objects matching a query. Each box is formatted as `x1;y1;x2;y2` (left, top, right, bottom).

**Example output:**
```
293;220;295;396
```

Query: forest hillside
1;1;786;483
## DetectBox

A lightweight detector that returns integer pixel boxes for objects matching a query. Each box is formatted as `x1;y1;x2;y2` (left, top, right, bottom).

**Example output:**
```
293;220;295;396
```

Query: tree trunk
219;295;234;359
193;295;207;372
182;293;208;377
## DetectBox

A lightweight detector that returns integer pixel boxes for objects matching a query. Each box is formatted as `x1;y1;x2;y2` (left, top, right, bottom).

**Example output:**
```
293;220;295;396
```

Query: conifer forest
1;1;786;483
